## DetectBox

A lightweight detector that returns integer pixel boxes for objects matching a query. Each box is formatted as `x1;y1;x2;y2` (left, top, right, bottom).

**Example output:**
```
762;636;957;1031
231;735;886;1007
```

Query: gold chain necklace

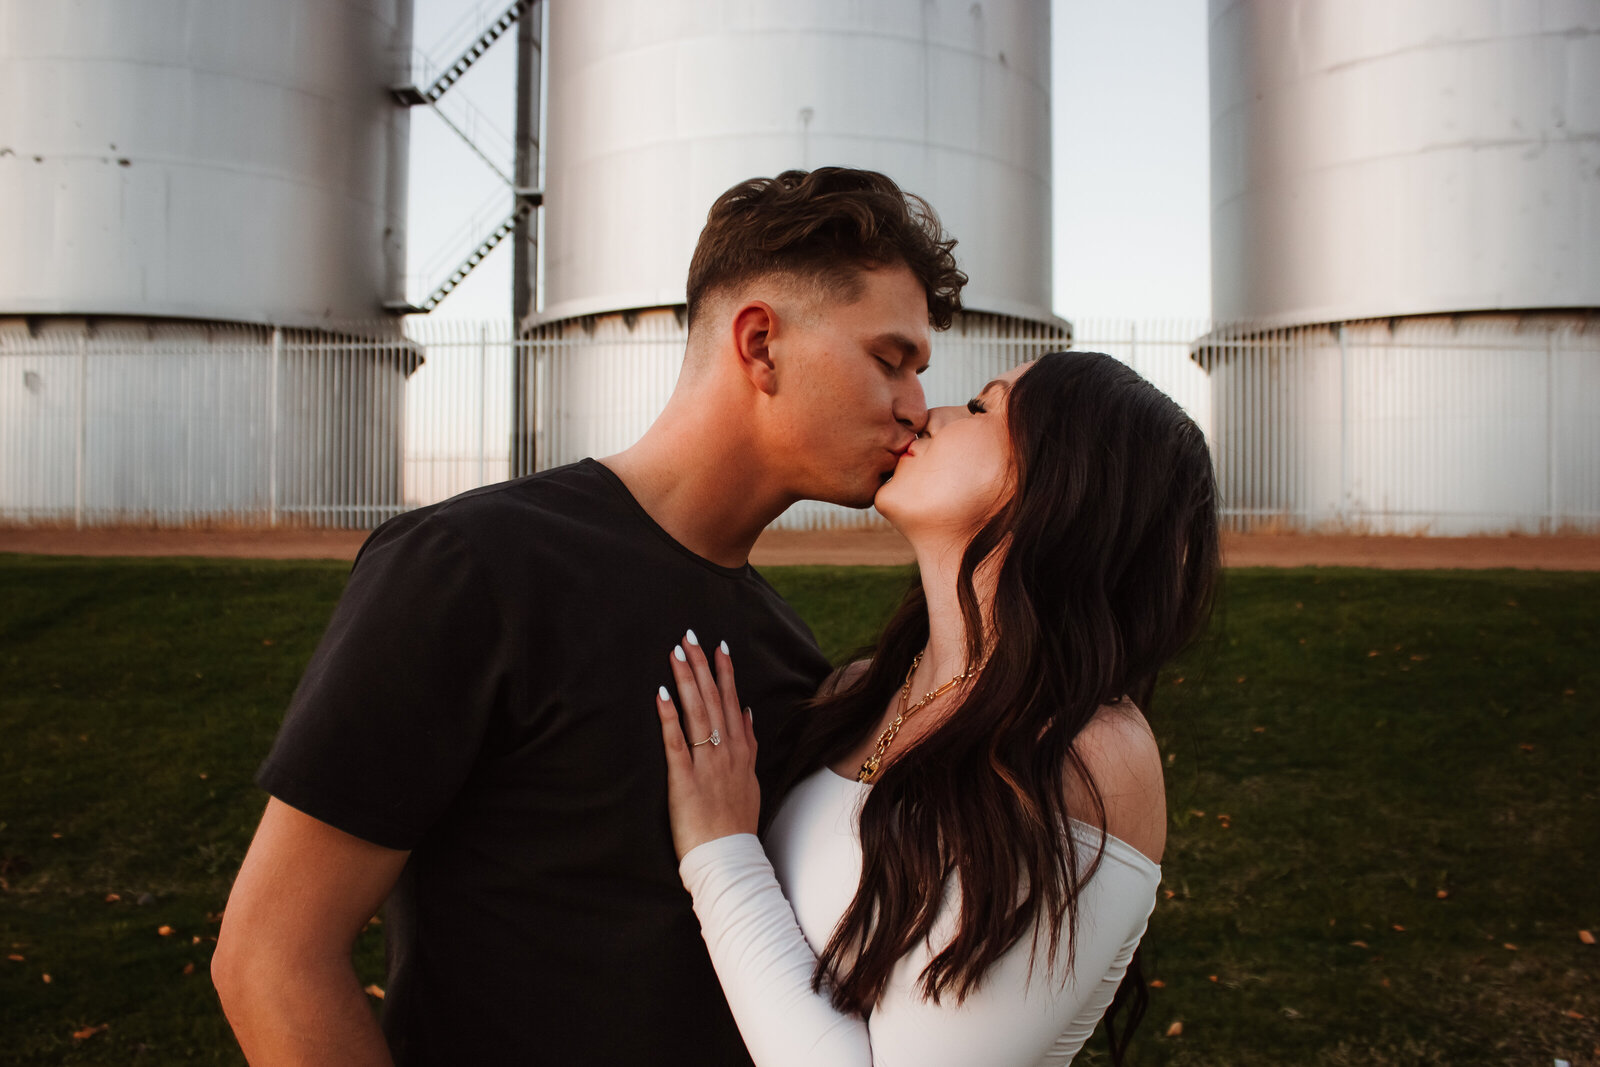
856;650;984;783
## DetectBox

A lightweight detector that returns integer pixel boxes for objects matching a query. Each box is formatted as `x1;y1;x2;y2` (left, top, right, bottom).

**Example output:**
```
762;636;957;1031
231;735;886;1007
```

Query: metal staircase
387;193;539;315
390;0;534;107
387;0;541;315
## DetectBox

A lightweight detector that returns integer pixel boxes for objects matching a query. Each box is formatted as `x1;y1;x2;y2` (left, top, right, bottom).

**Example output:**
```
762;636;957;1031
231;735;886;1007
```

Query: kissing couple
214;167;1219;1066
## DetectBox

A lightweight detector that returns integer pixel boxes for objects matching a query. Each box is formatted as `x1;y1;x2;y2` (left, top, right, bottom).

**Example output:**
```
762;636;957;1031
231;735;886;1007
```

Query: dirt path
3;525;1596;570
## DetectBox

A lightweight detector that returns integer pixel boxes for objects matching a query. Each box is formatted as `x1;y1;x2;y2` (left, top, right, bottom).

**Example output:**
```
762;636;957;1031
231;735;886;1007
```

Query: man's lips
880;442;915;485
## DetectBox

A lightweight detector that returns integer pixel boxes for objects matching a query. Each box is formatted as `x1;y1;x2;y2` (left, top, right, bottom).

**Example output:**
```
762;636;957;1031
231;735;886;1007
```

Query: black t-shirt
257;459;832;1065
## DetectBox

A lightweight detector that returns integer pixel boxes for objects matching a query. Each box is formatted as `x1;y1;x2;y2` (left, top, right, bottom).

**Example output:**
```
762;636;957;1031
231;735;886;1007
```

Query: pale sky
405;0;1212;324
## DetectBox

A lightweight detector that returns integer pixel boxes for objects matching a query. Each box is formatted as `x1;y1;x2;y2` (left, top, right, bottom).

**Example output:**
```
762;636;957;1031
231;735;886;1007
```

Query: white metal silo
0;0;415;526
1206;0;1600;533
0;0;410;326
526;0;1066;527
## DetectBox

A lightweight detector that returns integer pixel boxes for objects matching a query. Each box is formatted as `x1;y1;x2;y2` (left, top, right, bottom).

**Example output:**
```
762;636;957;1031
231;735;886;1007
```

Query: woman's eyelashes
966;397;987;414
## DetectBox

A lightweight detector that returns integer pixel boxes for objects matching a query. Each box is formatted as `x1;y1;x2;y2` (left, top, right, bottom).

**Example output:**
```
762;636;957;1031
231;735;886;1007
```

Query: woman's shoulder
1066;700;1167;866
816;658;872;698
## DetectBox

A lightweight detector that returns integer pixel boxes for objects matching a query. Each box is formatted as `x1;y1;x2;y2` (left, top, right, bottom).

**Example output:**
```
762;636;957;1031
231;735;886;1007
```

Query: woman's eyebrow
978;378;1013;399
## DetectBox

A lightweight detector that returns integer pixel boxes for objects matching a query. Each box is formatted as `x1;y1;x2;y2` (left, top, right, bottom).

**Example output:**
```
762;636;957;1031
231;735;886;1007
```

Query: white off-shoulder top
679;767;1162;1067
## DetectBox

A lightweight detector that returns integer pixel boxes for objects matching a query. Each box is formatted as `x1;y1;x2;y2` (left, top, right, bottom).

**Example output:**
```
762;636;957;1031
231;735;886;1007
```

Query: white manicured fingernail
720;640;730;656
685;629;699;646
658;686;670;702
674;645;686;662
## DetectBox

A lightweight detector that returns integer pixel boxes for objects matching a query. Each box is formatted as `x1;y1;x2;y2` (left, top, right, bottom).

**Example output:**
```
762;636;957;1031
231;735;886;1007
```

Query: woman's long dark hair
767;351;1220;1058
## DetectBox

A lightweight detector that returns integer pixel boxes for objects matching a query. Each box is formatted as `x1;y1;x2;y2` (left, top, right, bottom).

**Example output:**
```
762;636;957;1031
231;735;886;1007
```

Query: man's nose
894;377;929;435
921;404;963;435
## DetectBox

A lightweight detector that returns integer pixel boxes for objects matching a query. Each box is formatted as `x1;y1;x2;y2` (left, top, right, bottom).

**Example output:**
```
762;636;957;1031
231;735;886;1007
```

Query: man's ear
731;301;780;396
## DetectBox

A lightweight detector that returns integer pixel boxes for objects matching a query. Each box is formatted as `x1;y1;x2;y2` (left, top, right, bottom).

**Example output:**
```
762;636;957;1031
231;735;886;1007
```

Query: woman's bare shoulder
816;658;872;699
1066;700;1167;865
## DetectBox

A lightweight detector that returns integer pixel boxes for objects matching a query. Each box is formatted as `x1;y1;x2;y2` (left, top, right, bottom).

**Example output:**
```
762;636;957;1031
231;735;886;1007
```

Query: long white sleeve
678;774;1161;1067
680;834;872;1066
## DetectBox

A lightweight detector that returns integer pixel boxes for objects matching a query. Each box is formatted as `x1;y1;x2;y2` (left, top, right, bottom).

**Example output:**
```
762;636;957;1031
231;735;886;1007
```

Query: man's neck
599;399;793;570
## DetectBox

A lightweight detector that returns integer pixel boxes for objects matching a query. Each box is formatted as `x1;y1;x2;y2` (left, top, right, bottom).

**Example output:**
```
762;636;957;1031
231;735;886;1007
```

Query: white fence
2;312;1596;534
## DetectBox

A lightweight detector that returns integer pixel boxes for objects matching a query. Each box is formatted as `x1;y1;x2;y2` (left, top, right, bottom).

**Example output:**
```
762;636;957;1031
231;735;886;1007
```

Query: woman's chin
872;479;903;523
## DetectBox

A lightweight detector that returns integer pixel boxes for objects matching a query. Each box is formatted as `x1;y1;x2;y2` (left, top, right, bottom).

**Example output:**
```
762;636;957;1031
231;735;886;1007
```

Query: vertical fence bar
478;323;489;488
74;332;87;528
1337;321;1349;525
269;327;282;526
1546;328;1557;530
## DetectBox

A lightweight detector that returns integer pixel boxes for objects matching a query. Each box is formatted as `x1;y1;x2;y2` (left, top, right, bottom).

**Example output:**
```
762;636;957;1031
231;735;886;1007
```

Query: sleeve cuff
678;832;766;888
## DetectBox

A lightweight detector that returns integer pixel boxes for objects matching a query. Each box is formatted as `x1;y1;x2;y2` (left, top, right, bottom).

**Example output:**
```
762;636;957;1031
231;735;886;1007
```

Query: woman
654;350;1220;1066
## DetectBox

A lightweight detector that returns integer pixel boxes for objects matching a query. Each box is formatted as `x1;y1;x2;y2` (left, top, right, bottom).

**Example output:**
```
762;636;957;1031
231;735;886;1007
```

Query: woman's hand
656;630;759;860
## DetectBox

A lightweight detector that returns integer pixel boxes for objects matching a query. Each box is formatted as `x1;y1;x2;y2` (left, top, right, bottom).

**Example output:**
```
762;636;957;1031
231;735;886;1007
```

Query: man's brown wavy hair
686;167;967;331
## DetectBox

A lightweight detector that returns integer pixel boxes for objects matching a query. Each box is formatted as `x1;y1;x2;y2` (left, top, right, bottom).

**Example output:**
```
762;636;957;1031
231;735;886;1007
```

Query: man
212;167;967;1065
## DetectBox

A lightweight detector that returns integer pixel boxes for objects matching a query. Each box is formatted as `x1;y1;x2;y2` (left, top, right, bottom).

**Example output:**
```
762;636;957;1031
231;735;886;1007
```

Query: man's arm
212;798;410;1066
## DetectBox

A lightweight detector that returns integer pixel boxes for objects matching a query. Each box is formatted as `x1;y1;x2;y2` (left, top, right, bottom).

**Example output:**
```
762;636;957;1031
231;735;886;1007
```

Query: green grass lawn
1;556;1596;1065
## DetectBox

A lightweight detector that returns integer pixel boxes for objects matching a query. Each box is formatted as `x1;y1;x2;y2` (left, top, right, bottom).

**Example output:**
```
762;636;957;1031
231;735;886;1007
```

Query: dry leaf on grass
1503;943;1518;951
42;973;51;983
1436;890;1449;899
1565;1010;1587;1020
1165;1021;1183;1037
365;984;385;999
1150;980;1165;988
1580;930;1595;945
1350;941;1370;949
71;1024;108;1041
1392;924;1406;932
6;954;23;962
182;963;195;975
104;893;120;903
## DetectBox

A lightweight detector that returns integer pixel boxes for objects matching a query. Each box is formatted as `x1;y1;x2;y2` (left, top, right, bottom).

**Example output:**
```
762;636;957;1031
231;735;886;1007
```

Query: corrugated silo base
521;307;1069;531
1199;312;1600;534
0;317;415;528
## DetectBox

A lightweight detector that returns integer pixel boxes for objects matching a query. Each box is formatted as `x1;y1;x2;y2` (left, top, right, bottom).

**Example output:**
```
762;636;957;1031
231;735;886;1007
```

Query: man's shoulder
416;459;615;526
362;461;621;559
